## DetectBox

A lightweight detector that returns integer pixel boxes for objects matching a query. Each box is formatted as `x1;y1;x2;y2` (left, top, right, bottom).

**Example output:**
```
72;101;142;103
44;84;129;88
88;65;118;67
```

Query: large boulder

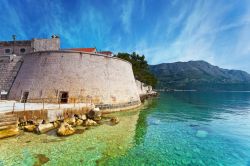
57;122;75;136
0;128;19;139
36;123;54;134
75;119;83;126
85;119;97;126
80;114;87;120
24;125;36;132
53;120;61;128
110;117;120;125
64;117;76;126
87;108;101;120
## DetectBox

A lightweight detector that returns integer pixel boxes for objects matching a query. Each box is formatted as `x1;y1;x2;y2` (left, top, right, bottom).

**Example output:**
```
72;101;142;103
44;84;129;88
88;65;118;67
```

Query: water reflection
134;99;158;145
106;92;250;165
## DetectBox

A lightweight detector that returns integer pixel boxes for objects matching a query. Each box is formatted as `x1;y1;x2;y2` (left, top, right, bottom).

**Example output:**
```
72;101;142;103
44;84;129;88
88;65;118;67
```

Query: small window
59;91;69;103
5;49;11;54
20;48;26;53
21;92;29;103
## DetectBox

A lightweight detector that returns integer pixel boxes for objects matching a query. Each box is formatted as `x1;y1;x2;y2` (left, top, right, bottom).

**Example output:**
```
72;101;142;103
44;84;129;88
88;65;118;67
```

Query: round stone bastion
8;50;141;107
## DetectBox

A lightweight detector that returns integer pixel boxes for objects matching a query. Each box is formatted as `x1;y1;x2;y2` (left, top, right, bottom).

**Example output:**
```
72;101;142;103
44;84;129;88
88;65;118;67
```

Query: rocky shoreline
0;92;157;139
1;107;120;139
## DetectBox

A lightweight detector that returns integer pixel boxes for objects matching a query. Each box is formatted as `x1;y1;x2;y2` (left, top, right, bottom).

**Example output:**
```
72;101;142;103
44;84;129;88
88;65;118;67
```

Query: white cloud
0;0;27;39
139;0;250;72
120;0;134;33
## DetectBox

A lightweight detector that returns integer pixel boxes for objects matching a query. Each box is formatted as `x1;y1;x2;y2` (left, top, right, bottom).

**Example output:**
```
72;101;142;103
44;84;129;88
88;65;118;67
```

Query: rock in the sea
24;125;36;132
85;119;97;126
36;123;54;134
75;119;83;126
57;122;75;136
64;117;76;126
196;130;208;138
110;117;119;125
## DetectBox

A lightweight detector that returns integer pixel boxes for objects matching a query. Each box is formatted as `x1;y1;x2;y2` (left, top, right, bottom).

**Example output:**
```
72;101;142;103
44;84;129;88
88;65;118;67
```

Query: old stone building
0;36;142;109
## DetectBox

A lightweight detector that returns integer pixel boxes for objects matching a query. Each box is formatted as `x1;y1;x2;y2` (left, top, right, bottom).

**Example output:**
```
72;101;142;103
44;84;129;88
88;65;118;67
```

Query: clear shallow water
102;92;250;165
1;92;250;166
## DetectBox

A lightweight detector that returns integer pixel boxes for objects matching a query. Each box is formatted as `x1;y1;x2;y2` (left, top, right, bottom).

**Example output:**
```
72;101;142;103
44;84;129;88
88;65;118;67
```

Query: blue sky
1;0;250;72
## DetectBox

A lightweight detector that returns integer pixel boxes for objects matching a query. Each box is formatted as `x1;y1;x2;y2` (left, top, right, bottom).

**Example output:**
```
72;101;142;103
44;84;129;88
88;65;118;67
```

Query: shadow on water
134;98;159;145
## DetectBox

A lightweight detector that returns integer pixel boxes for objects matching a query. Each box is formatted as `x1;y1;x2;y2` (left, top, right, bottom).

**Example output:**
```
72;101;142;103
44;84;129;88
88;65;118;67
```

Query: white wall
8;51;140;105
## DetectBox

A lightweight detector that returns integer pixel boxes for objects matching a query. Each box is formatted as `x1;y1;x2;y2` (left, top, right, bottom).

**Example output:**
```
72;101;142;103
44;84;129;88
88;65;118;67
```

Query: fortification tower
0;36;60;99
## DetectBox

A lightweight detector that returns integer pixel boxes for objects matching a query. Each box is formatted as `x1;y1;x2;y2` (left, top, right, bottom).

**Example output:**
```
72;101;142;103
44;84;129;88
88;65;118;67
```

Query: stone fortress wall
0;55;23;98
0;37;60;99
8;50;141;105
0;38;59;56
0;36;157;110
136;80;153;96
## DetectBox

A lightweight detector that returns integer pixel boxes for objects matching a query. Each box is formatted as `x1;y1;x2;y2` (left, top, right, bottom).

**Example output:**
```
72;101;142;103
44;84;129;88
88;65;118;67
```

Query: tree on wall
114;52;157;88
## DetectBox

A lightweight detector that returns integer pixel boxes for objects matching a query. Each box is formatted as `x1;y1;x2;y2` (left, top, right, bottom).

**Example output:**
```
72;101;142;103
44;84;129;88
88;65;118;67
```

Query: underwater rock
34;154;49;165
149;119;160;125
36;123;54;134
57;122;75;136
75;119;83;126
75;128;85;134
196;130;208;138
110;117;120;125
85;119;97;126
24;125;36;132
189;124;199;128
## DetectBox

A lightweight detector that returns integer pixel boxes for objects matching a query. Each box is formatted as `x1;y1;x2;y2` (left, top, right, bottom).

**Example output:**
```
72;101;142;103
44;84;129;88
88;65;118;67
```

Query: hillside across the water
150;60;250;91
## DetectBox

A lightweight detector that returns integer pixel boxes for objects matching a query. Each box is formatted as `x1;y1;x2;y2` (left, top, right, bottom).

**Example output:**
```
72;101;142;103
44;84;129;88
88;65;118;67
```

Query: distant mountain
150;60;250;91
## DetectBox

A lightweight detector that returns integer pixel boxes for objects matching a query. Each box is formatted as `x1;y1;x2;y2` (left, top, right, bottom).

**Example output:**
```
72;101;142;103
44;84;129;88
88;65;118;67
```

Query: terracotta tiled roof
98;51;113;56
69;48;96;53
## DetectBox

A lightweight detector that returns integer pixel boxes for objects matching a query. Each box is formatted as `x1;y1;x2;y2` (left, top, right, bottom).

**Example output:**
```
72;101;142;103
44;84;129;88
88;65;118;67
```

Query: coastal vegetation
114;52;157;88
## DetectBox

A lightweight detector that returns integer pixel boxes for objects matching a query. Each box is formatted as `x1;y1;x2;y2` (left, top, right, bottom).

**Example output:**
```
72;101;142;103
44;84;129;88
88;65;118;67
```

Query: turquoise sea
1;92;250;166
104;92;250;165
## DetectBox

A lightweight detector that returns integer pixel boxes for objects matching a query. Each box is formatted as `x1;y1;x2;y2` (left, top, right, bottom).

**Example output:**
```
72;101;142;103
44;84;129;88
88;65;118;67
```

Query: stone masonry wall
32;38;60;52
136;80;153;96
0;55;23;94
8;51;141;105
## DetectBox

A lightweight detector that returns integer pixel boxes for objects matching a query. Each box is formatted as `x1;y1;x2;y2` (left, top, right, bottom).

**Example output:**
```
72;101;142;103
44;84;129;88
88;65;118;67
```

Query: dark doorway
21;92;29;103
59;91;69;103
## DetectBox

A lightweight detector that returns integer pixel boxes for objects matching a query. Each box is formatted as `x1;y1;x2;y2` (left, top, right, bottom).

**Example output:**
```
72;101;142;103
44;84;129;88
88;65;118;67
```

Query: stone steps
0;128;19;139
0;113;18;130
0;116;17;122
0;124;17;131
0;112;19;139
0;113;16;118
0;121;17;127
